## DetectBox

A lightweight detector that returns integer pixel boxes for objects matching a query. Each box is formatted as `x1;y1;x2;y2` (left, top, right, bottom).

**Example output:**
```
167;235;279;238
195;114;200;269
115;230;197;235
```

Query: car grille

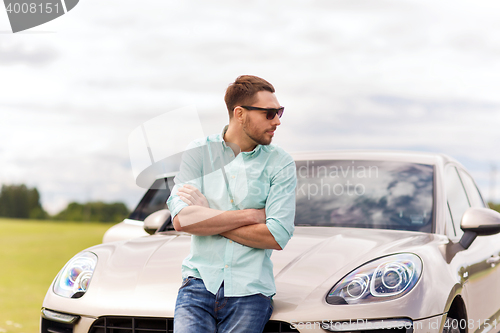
88;316;299;333
264;320;300;332
89;317;173;333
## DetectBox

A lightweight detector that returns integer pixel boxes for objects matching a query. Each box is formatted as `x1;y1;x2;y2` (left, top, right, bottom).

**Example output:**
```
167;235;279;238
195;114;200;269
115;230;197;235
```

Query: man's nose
271;114;281;126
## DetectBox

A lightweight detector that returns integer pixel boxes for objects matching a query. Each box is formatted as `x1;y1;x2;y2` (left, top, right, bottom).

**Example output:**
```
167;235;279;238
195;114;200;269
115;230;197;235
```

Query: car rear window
295;160;434;232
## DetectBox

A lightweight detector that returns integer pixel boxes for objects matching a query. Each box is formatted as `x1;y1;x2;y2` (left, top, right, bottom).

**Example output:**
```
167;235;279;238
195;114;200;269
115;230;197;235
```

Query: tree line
0;184;130;223
490;202;500;213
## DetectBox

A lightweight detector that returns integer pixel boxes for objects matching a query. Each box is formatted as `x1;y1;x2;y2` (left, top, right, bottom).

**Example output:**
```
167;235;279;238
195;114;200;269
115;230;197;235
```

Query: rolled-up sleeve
167;141;204;220
167;189;188;221
265;156;297;249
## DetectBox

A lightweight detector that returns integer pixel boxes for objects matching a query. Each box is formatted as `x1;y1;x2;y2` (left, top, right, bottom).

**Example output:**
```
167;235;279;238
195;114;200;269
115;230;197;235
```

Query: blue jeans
174;277;273;333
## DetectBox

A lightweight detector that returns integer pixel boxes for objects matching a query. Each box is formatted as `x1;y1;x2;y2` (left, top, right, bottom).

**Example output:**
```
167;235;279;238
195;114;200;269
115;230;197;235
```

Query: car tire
442;317;461;333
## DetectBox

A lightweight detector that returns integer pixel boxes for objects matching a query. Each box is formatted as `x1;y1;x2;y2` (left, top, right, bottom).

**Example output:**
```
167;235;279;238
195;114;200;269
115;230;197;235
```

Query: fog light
41;308;80;324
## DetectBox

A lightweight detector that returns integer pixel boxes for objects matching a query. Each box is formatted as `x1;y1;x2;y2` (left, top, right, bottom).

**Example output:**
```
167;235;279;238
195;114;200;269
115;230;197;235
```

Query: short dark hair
224;75;275;118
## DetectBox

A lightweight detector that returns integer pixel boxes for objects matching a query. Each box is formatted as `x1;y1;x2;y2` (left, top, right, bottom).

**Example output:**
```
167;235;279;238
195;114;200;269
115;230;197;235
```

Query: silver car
41;151;500;333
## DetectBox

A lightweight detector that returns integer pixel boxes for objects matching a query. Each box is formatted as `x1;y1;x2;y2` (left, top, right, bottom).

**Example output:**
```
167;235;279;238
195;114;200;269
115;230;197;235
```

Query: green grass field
0;218;111;333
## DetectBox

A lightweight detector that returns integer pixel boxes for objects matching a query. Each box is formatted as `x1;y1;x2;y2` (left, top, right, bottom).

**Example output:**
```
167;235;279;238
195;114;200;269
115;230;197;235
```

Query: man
167;75;296;333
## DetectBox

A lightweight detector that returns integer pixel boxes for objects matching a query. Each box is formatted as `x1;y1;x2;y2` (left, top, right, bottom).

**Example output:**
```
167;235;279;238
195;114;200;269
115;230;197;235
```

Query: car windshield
295;160;434;232
130;160;434;233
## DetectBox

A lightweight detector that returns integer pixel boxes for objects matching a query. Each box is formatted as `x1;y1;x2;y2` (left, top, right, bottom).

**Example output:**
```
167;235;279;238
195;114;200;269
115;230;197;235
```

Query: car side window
445;166;470;239
458;170;487;208
128;177;175;221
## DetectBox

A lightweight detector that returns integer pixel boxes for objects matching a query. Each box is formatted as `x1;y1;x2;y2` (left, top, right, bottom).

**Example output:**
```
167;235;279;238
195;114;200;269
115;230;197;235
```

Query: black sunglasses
240;106;284;120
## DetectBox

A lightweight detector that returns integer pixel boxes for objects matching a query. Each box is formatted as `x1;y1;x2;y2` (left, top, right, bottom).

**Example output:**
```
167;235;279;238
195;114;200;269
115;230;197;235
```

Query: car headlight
326;253;422;305
53;252;97;299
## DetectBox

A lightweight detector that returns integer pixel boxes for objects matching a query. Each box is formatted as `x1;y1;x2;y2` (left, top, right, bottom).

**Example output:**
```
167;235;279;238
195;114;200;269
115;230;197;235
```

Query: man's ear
233;106;245;124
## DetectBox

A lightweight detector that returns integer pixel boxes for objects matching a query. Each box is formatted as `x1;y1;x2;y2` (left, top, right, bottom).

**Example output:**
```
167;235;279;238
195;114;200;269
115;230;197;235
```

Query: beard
242;116;274;146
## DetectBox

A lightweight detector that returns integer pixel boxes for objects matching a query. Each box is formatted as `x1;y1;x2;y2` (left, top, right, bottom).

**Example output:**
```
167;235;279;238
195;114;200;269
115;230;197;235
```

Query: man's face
242;91;282;146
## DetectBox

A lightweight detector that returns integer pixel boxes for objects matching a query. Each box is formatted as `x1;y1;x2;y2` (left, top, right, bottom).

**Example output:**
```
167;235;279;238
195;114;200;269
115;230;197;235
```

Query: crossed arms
172;185;282;250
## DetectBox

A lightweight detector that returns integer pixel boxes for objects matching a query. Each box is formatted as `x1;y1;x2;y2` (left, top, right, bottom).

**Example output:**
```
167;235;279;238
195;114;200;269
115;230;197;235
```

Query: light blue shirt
167;126;296;297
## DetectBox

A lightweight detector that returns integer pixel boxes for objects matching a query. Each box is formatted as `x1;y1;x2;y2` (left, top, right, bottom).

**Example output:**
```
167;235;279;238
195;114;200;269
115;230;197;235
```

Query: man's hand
177;184;210;208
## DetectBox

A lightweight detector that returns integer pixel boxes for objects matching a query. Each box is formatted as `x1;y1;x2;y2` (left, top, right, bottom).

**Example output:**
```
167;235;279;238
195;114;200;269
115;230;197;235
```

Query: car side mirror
459;207;500;249
144;209;171;235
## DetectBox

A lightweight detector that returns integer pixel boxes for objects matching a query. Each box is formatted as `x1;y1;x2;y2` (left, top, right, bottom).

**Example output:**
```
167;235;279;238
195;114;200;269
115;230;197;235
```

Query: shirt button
231;175;235;179
230;199;233;203
229;240;233;243
225;265;229;268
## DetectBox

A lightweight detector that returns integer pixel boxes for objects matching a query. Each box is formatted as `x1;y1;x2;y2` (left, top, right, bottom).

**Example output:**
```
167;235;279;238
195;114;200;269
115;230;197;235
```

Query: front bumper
41;308;447;333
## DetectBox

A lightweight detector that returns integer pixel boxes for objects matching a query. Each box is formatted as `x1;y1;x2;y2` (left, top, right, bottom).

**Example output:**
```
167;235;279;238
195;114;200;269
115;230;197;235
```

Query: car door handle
486;256;500;264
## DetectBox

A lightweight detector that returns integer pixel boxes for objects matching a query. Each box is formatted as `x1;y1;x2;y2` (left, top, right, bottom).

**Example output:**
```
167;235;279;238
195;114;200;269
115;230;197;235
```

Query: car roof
289;150;460;167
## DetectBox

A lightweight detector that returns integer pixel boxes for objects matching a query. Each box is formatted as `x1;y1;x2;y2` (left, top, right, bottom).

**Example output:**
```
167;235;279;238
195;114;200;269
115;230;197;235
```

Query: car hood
44;227;441;318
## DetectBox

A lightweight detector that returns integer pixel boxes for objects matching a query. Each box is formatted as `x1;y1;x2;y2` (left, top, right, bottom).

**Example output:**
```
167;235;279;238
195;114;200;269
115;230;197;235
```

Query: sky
0;0;499;215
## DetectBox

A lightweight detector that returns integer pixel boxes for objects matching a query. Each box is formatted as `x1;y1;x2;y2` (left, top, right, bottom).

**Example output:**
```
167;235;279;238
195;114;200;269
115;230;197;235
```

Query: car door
458;168;500;323
445;164;498;326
